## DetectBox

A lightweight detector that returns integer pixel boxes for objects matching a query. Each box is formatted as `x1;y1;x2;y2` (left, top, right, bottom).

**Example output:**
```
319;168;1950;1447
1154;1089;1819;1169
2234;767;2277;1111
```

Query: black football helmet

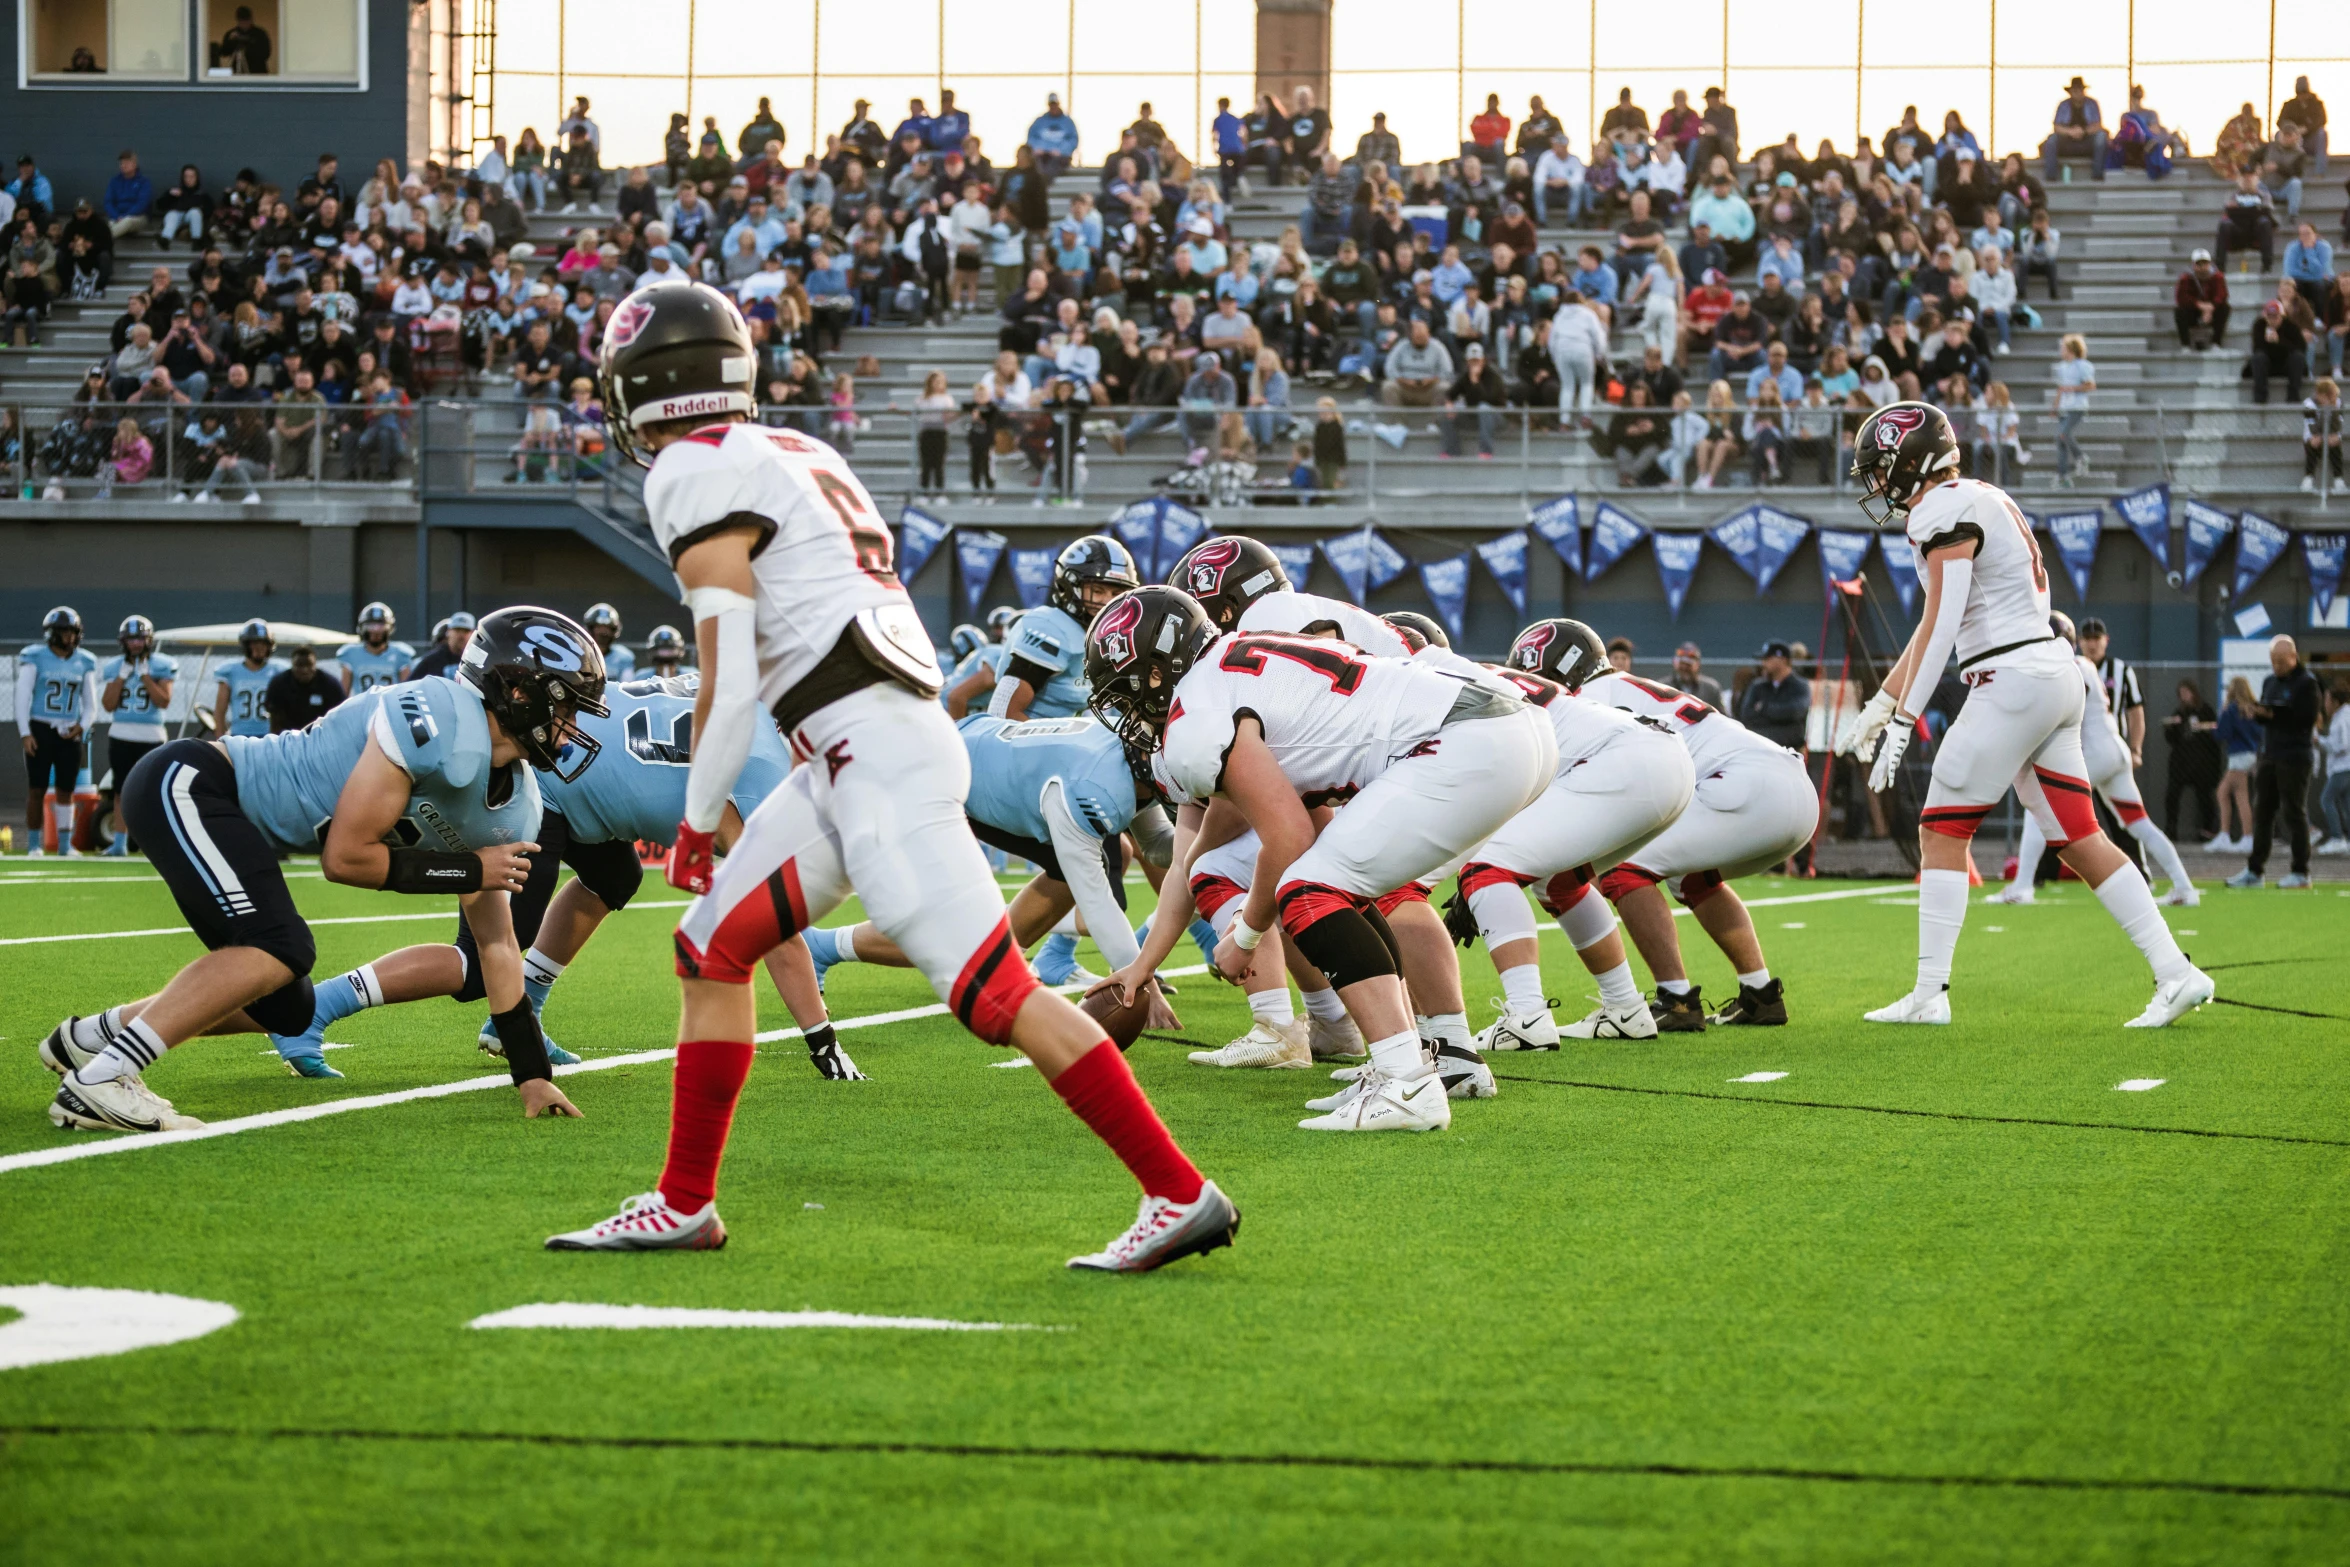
598;282;758;468
458;606;611;782
647;624;687;671
41;606;82;653
1849;402;1961;527
1384;611;1448;651
1170;536;1292;630
1085;587;1215;754
2050;611;2078;649
986;606;1020;641
1506;618;1608;692
948;623;987;662
237;617;274;660
117;614;154;658
357;600;396;645
1049;535;1143;627
581;602;622;646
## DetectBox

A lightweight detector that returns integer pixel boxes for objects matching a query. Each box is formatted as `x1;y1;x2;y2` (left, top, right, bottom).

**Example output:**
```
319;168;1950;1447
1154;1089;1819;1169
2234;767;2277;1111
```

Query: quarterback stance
551;283;1234;1272
336;602;415;695
41;608;600;1131
18;607;100;856
1837;404;2213;1027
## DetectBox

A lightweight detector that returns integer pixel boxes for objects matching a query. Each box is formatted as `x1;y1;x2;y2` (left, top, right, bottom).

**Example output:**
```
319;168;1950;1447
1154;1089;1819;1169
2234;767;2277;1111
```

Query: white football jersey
1583;670;1786;772
1903;477;2063;669
643;422;931;710
1489;667;1656;772
2076;654;2124;740
1158;631;1460;805
1235;590;1412;660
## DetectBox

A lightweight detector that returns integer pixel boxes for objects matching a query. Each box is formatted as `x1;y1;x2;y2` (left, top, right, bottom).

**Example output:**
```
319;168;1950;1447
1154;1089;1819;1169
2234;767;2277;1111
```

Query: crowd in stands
0;73;2340;501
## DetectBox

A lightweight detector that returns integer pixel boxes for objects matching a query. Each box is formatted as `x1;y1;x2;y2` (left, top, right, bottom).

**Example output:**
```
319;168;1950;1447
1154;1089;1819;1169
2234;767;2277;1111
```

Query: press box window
203;0;358;81
27;0;189;79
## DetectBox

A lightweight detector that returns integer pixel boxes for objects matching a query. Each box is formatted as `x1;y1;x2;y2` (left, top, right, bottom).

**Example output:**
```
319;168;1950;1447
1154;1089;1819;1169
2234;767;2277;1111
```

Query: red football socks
1050;1041;1204;1204
658;1039;757;1214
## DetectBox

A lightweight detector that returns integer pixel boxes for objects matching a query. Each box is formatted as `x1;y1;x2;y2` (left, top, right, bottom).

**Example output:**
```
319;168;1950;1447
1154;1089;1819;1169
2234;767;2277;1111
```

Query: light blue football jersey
18;644;100;726
227;679;541;856
101;651;180;739
336;639;415;694
959;713;1142;844
217;658;287;737
945;641;1007;705
538;675;789;848
997;605;1092;718
600;642;637;682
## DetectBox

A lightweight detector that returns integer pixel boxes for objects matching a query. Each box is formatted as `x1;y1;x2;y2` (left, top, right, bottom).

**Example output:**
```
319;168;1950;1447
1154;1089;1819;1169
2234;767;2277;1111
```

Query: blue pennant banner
1269;541;1318;587
2113;483;2170;570
1817;528;1874;593
1706;506;1762;583
1110;499;1163;579
1586;501;1650;581
1008;546;1058;609
896;505;951;584
2045;509;2105;602
1528;494;1581;576
2305;533;2347;619
1318;526;1374;602
1364;527;1410;593
2235;511;2290;600
1751;505;1812;595
1878;533;1920;615
2179;498;2235;586
1653;530;1704;620
1419;553;1472;643
1475;531;1530;612
955;528;1009;616
1155;501;1208;580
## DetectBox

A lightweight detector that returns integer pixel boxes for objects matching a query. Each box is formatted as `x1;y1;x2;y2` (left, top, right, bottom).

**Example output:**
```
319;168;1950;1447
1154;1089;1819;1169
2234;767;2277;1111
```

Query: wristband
489;1000;552;1084
383;847;485;895
1231;916;1265;952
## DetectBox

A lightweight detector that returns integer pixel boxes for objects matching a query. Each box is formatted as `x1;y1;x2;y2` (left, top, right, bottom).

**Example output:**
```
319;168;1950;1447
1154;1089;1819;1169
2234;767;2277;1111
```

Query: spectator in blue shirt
1428;244;1474;305
7;156;53;223
1568;244;1618;312
893;98;935;152
1756;231;1805;294
929;89;970;151
1745;341;1804;404
1212;97;1245;198
2283;221;2334;300
2041;76;2107;183
1028;94;1079;180
104;151;154;239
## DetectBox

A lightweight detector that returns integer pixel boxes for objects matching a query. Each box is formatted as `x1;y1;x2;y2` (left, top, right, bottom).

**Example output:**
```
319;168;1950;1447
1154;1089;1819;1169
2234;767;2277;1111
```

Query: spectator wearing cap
1382;317;1454;409
1668;643;1724;709
1442;341;1507;457
2041;76;2107;183
1678;225;1728;288
2277;75;2329;174
2175;248;2231;348
1354;110;1401;172
1027;94;1079;181
104;151;154;240
408;613;479;681
1706;289;1767;383
1533;135;1585;226
1681;267;1734;367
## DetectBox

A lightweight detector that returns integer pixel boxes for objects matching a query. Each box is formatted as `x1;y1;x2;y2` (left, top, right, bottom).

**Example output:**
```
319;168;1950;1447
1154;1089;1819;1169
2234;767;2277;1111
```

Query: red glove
666;821;716;894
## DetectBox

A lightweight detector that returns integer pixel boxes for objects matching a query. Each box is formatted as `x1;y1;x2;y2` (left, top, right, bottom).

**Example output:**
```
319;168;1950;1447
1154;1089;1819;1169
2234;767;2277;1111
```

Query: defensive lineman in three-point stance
1836;403;2214;1027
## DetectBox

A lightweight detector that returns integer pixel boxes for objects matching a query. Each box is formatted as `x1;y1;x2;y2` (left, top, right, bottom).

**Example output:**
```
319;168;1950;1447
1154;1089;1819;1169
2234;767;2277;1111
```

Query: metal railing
0;399;418;501
2154;401;2341;507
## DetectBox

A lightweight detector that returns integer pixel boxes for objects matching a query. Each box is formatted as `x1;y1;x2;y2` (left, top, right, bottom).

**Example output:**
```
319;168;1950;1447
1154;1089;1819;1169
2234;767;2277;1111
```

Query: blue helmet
238;617;274;657
118;614;155;655
42;606;83;652
948;623;987;662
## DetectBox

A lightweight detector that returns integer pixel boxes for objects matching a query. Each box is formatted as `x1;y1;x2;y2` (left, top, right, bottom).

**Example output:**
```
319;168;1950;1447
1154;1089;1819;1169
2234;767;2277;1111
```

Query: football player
273;672;859;1081
582;603;636;681
1170;535;1414;658
646;624;688;677
40;607;602;1132
1990;612;2198;909
336;602;415;694
17;607;100;857
1089;586;1555;1132
212;620;286;738
99;615;177;855
548;283;1234;1271
1837;403;2213;1027
986;537;1143;722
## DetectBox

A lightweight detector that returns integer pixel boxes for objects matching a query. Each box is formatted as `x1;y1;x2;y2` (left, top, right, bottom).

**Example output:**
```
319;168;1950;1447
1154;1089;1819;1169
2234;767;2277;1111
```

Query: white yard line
0;901;694;947
469;1302;1053;1332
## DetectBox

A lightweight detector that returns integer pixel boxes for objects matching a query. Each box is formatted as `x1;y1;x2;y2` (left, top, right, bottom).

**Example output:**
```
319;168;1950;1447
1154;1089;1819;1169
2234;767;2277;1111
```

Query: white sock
1594;961;1642;1010
2094;865;2192;983
1498;962;1547;1015
1424;1011;1469;1049
1300;986;1347;1022
1916;869;1970;995
1248;988;1296;1025
1367;1028;1422;1075
80;1015;167;1083
523;948;567;986
1737;967;1771;990
349;962;385;1009
70;1006;124;1053
1555;889;1617;950
837;925;861;963
1655;977;1693;997
2011;811;2047;891
1467;881;1538;947
2126;817;2193;893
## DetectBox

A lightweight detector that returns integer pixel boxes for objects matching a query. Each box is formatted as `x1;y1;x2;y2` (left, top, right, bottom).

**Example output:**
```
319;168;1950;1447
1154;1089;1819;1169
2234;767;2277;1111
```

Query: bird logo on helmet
457;607;612;782
1048;535;1143;628
1084;587;1213;754
1507;623;1554;670
1093;594;1143;670
1507;618;1607;690
1171;536;1292;630
42;606;83;652
1849;401;1960;527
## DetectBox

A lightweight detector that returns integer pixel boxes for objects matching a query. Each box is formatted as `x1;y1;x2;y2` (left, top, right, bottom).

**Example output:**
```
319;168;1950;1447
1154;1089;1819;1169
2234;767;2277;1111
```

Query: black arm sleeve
489;1000;553;1084
382;847;485;894
1004;655;1060;693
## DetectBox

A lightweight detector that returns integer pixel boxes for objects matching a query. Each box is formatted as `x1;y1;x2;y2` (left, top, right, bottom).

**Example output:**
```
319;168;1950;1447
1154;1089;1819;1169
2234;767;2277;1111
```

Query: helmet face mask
1084;587;1213;755
237;617;274;663
582;603;621;650
1048;536;1143;629
358;601;395;649
647;625;686;671
1507;618;1607;691
458;607;611;782
42;606;82;654
1849;402;1959;527
118;613;154;659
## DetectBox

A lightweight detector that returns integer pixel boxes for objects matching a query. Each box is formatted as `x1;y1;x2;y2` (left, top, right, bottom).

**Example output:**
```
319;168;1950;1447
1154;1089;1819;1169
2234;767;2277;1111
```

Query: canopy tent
152;622;350;649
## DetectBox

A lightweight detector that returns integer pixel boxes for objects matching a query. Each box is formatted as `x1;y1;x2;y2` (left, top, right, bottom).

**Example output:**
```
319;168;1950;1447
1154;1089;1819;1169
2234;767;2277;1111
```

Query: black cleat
1650;987;1709;1033
1711;978;1789;1026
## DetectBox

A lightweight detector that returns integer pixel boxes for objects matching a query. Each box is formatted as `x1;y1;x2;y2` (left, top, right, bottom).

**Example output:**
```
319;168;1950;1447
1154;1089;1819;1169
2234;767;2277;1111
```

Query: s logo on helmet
607;296;656;351
1873;406;1925;451
1509;624;1554;670
1094;596;1143;669
1184;537;1241;595
520;623;585;672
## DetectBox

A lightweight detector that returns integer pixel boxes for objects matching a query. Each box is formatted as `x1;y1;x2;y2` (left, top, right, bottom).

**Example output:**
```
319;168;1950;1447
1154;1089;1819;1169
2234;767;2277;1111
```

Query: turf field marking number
0;1284;237;1371
470;1303;1054;1333
2115;1079;2166;1092
1731;1072;1789;1084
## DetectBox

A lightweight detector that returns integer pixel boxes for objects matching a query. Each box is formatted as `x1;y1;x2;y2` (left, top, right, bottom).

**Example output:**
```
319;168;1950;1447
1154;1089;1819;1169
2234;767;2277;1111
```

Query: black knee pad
246;973;318;1036
1288;908;1399;992
1357;902;1403;970
564;835;646;913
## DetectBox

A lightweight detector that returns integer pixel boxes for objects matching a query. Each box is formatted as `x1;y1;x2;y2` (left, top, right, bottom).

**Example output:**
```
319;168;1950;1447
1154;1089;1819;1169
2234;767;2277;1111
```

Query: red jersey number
1996;495;2050;593
1619;674;1711;726
810;468;896;584
1218;634;1367;694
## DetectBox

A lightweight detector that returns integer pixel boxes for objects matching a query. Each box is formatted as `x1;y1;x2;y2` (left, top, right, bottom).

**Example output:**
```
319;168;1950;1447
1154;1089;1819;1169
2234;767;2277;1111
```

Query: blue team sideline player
275;674;862;1081
212;619;287;738
939;604;1022;717
336;601;415;695
806;711;1212;1006
17;607;100;856
39;607;605;1132
645;624;688;678
582;603;636;682
986;537;1141;722
100;615;177;855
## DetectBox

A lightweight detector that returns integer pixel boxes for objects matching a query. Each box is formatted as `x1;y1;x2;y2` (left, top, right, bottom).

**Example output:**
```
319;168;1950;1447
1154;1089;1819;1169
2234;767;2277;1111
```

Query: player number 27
1217;634;1366;694
811;469;896;584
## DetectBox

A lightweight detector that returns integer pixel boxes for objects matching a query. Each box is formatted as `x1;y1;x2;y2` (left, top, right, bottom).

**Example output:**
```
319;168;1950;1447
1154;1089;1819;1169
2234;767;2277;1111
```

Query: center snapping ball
1079;982;1155;1051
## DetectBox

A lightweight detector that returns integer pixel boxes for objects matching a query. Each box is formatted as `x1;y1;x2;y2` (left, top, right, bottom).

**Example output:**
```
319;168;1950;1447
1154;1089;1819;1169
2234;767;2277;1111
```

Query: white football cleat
1067;1180;1241;1272
49;1072;203;1134
1432;1041;1497;1099
2125;967;2216;1028
1561;1002;1659;1040
1474;1006;1559;1051
1865;989;1952;1025
1298;1067;1452;1132
2156;884;2201;907
544;1191;728;1251
1985;885;2035;905
38;1016;101;1077
1306;1013;1366;1060
1188;1019;1311;1069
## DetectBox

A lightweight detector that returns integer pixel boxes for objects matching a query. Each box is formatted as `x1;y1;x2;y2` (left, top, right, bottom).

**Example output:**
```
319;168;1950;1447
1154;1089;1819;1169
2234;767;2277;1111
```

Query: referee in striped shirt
2079;618;2145;766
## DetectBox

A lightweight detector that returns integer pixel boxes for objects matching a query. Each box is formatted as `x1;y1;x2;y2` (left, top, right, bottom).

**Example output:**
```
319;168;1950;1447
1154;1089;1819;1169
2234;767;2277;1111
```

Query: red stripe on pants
1458;861;1535;897
2033;767;2101;845
1275;880;1361;936
948;916;1040;1045
1373;883;1429;916
1189;873;1246;923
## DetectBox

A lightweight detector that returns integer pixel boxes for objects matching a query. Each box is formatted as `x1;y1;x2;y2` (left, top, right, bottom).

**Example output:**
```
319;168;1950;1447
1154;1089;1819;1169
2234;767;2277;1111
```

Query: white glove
1837;687;1900;759
1868;716;1913;792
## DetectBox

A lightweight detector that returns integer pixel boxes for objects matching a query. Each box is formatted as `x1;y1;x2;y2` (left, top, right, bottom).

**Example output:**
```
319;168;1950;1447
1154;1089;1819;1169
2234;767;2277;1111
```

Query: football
1079;980;1154;1051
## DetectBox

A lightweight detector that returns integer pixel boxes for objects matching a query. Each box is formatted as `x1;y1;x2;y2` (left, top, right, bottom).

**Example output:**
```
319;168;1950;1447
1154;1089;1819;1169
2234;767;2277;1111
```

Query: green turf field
1;859;2346;1564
